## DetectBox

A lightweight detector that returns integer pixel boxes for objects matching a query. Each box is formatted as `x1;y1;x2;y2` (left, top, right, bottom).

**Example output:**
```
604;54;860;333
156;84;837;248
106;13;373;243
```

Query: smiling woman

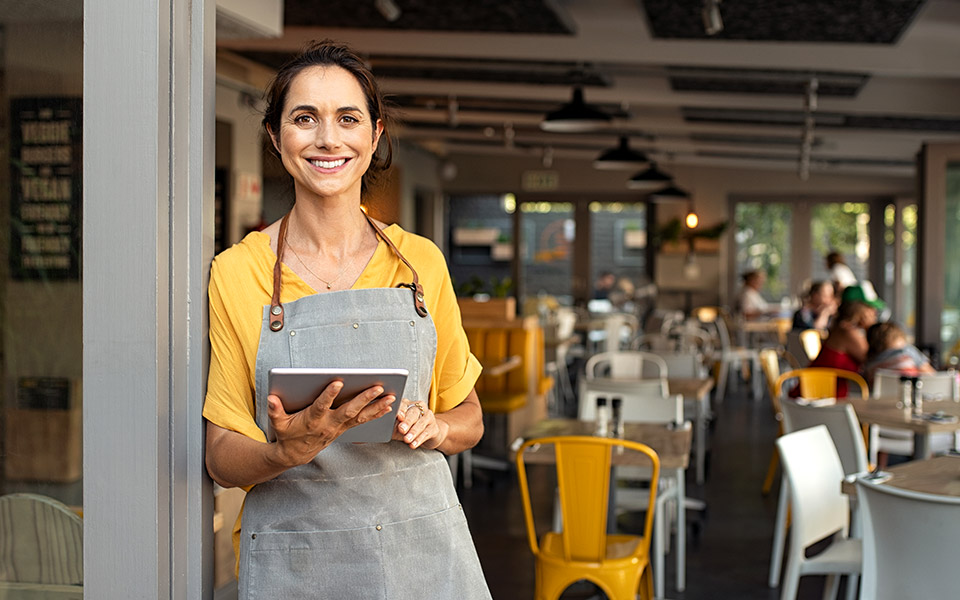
202;40;491;599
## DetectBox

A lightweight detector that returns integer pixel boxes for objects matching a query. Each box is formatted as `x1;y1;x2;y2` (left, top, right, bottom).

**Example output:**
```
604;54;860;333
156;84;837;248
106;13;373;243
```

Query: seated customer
864;321;934;387
735;270;777;320
792;280;837;331
801;300;877;397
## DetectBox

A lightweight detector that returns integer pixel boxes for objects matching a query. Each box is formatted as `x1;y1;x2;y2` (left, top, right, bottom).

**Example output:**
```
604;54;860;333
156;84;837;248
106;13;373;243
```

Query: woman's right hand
267;381;395;468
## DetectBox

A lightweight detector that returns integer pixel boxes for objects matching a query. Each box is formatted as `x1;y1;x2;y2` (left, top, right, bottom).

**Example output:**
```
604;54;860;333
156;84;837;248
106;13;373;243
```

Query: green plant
653;218;728;247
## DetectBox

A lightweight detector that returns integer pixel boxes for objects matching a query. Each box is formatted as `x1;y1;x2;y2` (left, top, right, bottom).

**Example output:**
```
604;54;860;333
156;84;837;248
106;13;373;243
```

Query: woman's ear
266;124;281;155
372;119;384;150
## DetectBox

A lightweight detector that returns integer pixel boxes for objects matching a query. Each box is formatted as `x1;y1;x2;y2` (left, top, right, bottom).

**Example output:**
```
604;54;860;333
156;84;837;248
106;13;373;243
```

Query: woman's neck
286;198;373;256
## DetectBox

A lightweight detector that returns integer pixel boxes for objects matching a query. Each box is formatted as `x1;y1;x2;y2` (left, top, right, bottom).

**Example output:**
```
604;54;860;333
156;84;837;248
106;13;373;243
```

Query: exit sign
521;170;559;191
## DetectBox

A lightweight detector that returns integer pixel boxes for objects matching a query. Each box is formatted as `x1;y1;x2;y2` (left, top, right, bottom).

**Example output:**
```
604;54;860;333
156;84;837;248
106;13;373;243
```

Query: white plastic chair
692;306;762;402
775;426;862;600
645;350;707;379
598;313;640;352
584;350;667;381
857;476;960;600
770;402;868;597
869;369;958;462
579;382;686;600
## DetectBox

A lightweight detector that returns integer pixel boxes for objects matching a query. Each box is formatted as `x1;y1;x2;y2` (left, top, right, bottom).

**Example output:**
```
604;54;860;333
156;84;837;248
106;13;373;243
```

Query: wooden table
741;317;792;346
580;376;713;483
515;418;692;597
517;418;692;470
847;398;960;459
842;455;960;498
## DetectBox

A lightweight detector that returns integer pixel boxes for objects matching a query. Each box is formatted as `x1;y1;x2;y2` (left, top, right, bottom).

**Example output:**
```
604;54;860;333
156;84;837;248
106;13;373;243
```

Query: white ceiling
217;0;960;179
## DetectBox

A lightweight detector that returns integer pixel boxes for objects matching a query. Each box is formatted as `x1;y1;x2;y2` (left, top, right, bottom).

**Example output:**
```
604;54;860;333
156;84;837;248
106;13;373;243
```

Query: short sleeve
202;259;267;442
408;241;480;414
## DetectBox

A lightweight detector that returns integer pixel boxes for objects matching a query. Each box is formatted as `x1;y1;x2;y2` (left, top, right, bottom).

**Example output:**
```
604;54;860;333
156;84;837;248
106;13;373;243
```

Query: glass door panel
810;202;870;285
943;162;960;362
588;201;648;310
734;202;792;302
1;7;84;596
519;201;574;305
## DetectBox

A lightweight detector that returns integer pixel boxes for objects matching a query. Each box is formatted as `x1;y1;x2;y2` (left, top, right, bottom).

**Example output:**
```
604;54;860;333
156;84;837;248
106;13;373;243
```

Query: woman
791;280;837;331
804;300;877;397
203;40;491;598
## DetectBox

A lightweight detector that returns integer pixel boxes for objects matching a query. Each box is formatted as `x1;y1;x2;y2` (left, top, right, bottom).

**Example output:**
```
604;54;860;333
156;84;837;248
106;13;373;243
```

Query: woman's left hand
394;399;449;450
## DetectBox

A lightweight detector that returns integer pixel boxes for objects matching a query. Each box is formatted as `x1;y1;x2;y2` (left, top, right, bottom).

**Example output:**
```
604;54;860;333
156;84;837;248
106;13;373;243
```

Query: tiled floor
460;377;847;599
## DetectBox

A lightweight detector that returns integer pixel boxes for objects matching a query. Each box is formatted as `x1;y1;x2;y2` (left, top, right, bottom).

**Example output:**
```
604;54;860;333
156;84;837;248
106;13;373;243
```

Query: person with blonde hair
864;321;934;386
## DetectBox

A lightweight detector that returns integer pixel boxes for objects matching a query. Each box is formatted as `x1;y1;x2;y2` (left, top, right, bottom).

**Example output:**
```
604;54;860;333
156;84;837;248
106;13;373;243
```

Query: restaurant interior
3;0;960;598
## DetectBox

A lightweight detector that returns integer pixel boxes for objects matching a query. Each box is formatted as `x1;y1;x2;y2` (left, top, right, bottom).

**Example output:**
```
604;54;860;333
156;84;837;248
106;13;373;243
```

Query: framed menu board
9;97;82;280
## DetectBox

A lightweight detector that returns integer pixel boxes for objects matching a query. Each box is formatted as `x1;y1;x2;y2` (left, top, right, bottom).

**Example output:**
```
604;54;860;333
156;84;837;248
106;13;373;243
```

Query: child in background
864;321;935;387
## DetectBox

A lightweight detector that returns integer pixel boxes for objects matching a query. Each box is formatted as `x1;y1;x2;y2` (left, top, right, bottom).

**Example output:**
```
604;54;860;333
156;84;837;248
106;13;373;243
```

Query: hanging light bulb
685;204;699;229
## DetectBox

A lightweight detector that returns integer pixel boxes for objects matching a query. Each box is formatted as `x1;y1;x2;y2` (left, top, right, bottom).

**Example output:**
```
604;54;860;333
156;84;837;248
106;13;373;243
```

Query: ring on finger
410;401;426;419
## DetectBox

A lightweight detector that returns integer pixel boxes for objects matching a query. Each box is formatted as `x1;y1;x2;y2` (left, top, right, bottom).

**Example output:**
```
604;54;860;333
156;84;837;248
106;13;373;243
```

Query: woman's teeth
311;158;346;168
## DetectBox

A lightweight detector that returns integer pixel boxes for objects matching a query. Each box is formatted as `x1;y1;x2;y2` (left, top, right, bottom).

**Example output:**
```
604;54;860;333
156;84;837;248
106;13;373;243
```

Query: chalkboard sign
9;97;82;280
16;377;72;410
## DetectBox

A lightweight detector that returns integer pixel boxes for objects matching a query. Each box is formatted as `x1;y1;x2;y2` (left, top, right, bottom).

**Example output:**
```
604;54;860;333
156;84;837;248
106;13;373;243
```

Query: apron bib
238;214;491;600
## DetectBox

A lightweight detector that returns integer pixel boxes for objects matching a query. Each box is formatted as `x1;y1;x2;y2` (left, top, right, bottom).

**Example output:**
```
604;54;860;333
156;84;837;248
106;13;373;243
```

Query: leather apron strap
268;211;428;332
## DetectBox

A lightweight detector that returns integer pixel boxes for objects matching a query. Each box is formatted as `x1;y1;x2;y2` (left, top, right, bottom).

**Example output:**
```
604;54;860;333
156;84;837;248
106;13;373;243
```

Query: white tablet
267;367;409;443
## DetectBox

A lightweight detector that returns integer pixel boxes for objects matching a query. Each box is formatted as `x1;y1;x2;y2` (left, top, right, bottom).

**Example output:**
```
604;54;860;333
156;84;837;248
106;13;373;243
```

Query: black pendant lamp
594;136;649;170
626;162;672;189
540;87;611;133
649;184;691;201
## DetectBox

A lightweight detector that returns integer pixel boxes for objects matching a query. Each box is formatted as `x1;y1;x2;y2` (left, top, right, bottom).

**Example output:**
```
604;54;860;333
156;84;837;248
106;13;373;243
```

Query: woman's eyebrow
287;104;364;115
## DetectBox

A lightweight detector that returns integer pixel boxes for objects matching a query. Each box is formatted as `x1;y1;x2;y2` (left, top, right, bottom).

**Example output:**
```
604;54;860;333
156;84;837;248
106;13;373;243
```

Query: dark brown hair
261;39;394;195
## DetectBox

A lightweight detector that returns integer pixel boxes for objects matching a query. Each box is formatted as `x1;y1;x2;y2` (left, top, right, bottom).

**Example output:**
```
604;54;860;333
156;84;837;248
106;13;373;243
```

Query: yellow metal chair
758;348;800;496
775;367;869;401
516;436;660;600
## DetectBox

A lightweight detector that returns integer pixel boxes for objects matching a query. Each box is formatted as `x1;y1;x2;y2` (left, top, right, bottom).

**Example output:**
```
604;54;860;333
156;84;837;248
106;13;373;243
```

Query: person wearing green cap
841;281;886;312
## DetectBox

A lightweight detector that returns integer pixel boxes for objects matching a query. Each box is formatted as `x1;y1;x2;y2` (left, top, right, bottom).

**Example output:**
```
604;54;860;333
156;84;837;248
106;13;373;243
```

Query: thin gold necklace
285;234;358;290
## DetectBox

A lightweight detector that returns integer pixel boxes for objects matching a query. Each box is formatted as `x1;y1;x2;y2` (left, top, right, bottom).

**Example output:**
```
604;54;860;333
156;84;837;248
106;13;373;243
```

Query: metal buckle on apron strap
398;282;428;317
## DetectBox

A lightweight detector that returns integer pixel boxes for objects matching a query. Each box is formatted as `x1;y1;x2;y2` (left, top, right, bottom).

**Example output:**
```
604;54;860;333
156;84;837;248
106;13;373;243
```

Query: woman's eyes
291;113;361;128
293;114;316;128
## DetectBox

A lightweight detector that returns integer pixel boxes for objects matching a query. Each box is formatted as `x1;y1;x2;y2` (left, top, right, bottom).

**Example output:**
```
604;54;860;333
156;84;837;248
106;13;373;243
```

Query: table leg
676;468;686;592
913;432;932;460
696;394;707;484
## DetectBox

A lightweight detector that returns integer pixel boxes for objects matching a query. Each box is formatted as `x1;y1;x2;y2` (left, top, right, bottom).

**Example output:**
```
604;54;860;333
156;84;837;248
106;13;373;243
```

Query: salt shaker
899;375;912;410
595;396;610;437
912;378;924;417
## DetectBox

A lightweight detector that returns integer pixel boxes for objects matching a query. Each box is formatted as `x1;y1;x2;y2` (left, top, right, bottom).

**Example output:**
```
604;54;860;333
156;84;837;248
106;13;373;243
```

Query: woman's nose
313;120;341;148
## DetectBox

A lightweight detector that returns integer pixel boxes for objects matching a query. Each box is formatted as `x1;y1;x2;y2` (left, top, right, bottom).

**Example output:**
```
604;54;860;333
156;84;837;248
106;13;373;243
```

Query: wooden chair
0;493;83;598
516;435;660;600
459;320;554;487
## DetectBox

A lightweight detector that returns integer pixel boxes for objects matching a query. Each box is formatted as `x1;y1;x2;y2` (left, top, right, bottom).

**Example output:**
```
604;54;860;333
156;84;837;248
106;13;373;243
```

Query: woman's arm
205;382;396;488
393;388;483;455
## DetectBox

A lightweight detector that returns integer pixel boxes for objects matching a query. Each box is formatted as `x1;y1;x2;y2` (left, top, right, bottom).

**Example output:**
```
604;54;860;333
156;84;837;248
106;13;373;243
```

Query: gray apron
238;214;491;600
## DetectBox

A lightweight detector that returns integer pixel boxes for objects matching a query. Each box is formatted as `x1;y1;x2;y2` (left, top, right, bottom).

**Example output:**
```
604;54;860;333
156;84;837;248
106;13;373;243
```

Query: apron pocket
244;527;386;600
381;505;491;600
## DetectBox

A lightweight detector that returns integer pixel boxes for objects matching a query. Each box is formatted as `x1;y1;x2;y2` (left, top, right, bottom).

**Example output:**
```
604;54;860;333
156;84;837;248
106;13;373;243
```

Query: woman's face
812;284;834;307
269;65;383;201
